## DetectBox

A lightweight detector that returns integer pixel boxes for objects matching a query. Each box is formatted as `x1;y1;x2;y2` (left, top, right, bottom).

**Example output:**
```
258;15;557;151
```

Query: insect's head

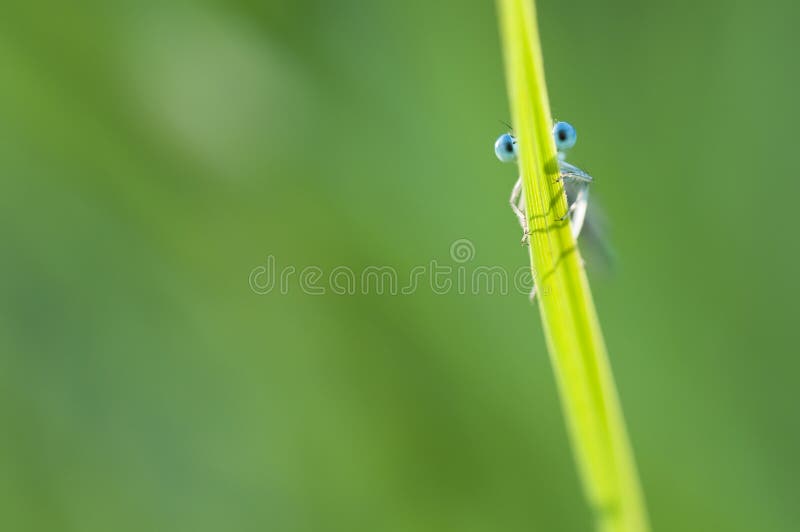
494;133;517;163
553;121;577;151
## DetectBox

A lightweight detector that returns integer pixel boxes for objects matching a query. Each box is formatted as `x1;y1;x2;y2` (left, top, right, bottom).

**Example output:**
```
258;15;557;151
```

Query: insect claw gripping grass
495;1;651;531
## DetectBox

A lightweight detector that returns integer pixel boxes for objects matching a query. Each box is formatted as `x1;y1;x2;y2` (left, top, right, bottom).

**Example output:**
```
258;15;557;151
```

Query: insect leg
567;185;590;239
509;176;526;228
517;187;531;245
556;183;590;239
557;168;592;240
509;176;530;244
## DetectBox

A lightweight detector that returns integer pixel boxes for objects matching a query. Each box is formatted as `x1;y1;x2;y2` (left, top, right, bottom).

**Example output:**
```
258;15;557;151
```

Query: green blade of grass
495;1;650;531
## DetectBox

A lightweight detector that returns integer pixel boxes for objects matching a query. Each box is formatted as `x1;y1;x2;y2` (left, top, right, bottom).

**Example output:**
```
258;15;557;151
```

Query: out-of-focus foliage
1;1;798;531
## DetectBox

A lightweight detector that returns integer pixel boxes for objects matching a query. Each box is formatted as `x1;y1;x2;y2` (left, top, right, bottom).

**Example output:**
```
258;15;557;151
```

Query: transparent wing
579;197;617;274
560;160;592;239
559;160;615;272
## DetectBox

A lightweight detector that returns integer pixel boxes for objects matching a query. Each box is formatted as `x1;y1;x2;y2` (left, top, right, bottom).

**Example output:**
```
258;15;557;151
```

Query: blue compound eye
494;133;517;163
553;121;577;151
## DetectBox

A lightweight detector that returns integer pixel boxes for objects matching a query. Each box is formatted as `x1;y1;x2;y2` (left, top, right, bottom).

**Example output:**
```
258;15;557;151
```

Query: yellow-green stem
496;1;650;531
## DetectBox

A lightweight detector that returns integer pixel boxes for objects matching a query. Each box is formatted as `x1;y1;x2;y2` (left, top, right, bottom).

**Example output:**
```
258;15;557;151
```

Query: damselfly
494;121;601;299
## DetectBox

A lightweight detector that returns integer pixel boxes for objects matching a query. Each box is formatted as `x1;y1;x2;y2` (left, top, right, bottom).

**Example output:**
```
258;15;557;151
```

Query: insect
494;121;596;299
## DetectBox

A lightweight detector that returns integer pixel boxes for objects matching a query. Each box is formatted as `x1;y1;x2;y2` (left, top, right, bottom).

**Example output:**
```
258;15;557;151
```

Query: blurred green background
2;1;799;531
